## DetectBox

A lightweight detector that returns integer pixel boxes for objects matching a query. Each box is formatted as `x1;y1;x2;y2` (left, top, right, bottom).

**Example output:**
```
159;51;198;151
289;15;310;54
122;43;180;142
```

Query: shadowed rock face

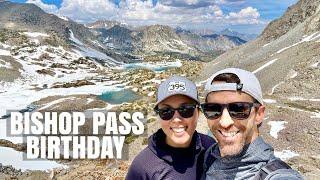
260;0;320;41
0;1;95;43
96;25;134;51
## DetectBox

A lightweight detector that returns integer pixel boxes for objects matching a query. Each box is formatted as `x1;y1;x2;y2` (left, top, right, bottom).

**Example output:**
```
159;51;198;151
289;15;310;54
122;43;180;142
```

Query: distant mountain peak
219;28;257;41
87;20;130;30
175;26;192;34
223;28;234;33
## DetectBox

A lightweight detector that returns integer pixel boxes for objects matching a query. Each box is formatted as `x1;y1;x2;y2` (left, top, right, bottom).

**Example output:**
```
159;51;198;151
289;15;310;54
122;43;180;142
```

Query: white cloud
27;0;263;30
215;0;245;5
228;7;260;19
212;5;223;17
226;7;261;24
119;3;224;26
26;0;59;14
160;0;205;6
185;0;199;5
58;0;119;23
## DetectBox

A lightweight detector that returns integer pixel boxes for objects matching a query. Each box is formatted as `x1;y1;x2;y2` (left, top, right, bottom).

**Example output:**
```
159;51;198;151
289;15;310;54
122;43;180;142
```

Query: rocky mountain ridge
94;23;247;59
0;1;94;44
260;0;320;41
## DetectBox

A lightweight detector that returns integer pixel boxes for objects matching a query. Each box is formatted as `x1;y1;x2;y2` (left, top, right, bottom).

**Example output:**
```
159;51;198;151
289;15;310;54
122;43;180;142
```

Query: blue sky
9;0;298;34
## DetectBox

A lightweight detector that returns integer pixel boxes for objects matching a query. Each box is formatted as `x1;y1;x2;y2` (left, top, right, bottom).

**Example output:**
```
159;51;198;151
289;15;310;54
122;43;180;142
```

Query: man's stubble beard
218;132;247;158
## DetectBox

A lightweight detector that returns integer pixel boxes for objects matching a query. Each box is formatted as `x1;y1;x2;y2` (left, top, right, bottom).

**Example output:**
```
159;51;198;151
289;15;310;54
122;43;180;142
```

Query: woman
126;75;215;180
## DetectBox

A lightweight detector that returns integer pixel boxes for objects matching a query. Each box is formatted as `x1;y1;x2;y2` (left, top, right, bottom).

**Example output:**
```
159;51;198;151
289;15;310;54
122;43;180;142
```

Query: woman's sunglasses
200;102;261;120
154;104;198;120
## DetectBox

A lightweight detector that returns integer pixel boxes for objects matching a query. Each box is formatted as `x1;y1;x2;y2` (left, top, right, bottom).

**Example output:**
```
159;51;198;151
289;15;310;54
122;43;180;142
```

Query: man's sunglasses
154;104;198;120
200;102;261;120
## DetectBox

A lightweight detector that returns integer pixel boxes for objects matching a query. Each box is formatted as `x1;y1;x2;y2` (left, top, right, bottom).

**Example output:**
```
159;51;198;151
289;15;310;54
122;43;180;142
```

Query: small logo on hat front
168;82;186;92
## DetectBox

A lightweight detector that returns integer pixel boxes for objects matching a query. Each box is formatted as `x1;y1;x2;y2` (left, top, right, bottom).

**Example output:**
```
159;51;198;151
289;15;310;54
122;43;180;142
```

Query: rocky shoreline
0;164;23;177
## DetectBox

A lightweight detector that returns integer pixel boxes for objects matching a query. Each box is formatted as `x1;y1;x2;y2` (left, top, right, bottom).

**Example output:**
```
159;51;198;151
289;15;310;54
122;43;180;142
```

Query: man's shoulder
255;159;304;180
265;169;304;180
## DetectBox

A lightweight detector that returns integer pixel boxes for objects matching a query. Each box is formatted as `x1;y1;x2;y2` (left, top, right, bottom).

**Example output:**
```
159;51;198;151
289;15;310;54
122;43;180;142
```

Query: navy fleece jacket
126;129;215;180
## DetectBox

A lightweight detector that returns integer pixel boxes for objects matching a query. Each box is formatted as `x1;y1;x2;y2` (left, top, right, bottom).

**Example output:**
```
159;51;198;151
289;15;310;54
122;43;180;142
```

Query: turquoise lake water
98;89;141;104
123;64;169;72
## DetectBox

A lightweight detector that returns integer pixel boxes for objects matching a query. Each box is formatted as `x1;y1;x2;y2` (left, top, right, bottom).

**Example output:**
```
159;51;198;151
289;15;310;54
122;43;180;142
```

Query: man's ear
255;105;265;125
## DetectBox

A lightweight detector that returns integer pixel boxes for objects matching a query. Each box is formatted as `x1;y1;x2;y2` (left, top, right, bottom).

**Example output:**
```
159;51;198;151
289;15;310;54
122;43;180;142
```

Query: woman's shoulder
131;146;155;165
127;143;169;180
126;147;155;180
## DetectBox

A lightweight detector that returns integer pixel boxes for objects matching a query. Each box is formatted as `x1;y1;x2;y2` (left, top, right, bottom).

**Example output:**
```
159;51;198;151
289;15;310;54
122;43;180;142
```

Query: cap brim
154;93;200;107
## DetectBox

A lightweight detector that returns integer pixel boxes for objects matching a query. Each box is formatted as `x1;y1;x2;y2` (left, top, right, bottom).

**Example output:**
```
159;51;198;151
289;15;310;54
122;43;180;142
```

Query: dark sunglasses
200;102;261;120
154;104;198;120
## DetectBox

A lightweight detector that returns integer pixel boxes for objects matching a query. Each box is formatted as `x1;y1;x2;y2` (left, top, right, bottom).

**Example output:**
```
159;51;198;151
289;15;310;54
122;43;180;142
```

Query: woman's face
158;95;199;148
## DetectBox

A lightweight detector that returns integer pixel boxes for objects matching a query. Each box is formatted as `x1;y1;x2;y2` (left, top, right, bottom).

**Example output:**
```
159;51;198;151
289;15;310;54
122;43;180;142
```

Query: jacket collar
210;136;275;166
148;129;204;163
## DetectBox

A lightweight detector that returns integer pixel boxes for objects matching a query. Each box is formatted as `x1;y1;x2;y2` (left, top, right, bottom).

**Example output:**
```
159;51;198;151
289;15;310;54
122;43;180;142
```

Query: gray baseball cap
155;75;200;107
204;68;264;105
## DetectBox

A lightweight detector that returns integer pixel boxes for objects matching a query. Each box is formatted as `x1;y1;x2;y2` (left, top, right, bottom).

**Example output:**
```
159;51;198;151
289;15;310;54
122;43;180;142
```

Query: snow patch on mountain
22;32;49;38
69;30;84;46
0;49;11;56
268;121;287;139
277;32;320;54
0;59;12;69
252;58;278;74
0;42;11;49
263;99;277;104
69;30;122;66
274;150;299;161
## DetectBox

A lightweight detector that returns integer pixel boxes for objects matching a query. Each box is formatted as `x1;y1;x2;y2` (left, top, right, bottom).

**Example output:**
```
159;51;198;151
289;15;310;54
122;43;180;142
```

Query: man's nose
219;108;234;128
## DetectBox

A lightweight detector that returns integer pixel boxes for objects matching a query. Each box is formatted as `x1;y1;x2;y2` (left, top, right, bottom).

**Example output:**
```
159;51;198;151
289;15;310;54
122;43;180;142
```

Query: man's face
206;91;265;157
158;95;198;148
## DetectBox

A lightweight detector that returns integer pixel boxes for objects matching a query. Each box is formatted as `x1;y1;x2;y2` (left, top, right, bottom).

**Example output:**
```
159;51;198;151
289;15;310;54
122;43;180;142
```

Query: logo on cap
168;81;186;92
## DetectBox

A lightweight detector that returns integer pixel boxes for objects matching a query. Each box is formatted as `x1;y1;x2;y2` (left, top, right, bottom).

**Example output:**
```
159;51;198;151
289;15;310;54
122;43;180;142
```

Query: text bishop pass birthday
9;111;145;159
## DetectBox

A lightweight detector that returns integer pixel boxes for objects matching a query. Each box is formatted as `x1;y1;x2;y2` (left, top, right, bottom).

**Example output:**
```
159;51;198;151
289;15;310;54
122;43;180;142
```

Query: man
200;68;303;179
126;75;215;180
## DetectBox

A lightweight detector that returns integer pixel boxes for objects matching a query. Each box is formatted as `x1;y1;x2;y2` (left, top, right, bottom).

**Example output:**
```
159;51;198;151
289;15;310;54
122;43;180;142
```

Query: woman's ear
255;105;265;125
196;106;200;115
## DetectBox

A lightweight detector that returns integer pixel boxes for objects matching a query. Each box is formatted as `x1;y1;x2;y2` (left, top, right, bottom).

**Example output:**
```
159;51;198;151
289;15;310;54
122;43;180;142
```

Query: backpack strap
253;159;292;180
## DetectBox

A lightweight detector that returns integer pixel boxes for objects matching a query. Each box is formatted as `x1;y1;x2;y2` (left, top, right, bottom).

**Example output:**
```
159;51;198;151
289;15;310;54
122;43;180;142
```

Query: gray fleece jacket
204;137;303;180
